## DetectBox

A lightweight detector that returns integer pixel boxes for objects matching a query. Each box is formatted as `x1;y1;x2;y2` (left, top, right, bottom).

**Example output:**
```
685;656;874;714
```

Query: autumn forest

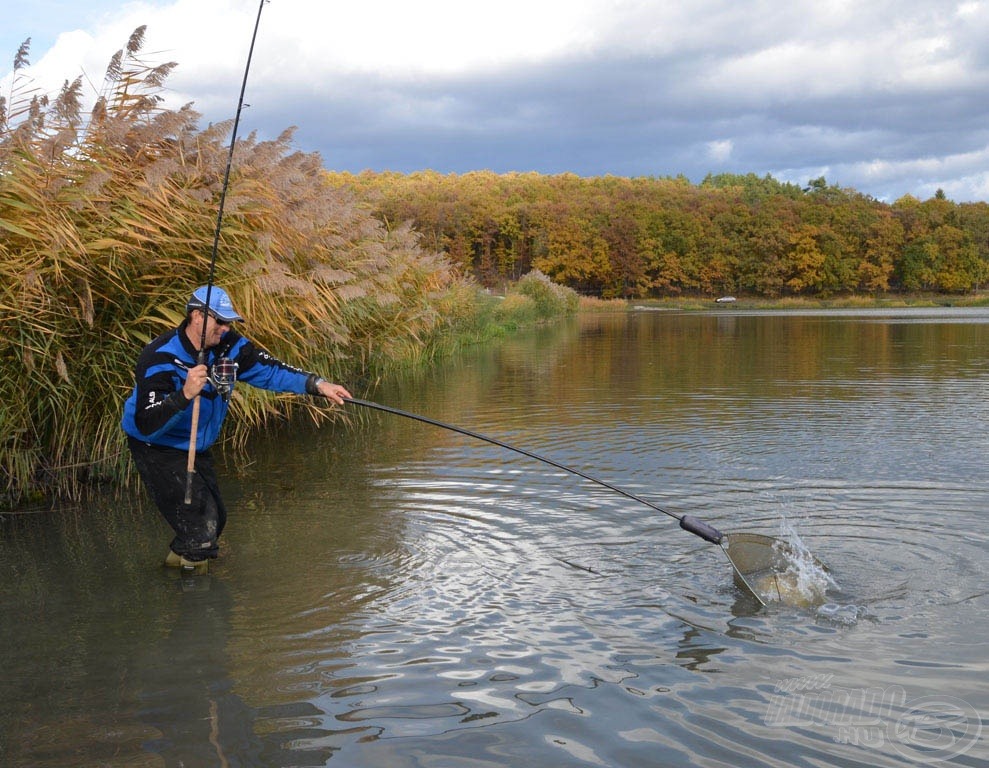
329;170;989;299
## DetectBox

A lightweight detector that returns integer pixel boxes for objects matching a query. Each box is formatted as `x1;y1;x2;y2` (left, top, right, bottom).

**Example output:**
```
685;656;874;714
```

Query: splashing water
747;520;837;608
776;519;839;601
762;522;865;624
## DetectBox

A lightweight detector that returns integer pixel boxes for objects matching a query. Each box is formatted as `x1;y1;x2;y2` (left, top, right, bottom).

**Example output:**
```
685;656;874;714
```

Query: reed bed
0;30;481;506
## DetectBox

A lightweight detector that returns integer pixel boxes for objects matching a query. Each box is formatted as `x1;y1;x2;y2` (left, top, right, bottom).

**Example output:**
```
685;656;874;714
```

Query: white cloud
706;139;732;162
3;0;989;201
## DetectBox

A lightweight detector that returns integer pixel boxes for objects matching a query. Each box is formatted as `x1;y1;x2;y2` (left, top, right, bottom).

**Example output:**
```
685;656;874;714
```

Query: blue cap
186;285;243;322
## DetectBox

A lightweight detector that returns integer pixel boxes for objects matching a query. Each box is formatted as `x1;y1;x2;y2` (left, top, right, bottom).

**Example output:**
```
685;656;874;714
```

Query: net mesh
722;532;830;607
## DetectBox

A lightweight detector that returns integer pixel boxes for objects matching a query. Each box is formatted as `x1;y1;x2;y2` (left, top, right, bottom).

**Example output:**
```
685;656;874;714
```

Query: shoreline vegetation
598;292;989;312
3;30;989;508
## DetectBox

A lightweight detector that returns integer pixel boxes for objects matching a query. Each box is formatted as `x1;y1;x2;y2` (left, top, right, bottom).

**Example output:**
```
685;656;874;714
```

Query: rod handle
184;395;201;505
679;515;724;544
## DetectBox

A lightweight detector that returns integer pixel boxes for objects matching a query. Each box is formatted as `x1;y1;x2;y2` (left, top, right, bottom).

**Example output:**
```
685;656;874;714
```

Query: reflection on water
2;308;988;767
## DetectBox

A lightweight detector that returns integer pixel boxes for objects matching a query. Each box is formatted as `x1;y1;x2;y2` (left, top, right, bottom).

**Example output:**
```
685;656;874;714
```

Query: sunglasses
203;310;232;326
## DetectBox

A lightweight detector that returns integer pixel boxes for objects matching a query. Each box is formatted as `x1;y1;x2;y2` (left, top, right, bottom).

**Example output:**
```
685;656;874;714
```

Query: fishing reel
209;357;238;402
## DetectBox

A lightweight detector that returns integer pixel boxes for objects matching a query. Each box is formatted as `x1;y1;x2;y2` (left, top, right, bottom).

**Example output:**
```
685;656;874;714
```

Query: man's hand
182;364;209;400
317;380;352;405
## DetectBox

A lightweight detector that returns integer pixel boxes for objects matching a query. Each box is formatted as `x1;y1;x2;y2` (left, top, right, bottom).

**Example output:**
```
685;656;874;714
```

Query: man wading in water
121;286;351;570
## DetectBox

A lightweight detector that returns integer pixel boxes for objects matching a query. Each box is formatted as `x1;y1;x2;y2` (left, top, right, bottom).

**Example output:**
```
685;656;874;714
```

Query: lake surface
1;308;987;767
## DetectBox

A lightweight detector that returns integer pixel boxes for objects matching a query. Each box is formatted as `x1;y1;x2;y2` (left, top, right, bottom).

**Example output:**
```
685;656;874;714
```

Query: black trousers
128;437;228;561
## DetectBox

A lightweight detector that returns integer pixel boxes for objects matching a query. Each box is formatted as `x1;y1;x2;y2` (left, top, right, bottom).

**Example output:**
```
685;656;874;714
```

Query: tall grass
0;30;475;506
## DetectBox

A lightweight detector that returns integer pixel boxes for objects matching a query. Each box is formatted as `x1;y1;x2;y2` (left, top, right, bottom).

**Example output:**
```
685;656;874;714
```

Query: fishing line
184;0;267;504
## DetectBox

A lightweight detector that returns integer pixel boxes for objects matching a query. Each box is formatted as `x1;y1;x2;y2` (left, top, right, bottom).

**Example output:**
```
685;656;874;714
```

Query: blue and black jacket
121;319;322;451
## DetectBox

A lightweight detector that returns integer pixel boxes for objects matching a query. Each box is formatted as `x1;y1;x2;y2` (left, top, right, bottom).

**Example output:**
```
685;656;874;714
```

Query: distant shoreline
588;293;989;312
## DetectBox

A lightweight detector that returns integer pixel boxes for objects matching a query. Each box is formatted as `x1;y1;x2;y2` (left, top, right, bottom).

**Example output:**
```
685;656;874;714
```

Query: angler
121;286;351;570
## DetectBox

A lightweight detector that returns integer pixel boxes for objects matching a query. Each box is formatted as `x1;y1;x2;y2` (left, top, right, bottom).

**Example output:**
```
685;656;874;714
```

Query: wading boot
163;549;209;573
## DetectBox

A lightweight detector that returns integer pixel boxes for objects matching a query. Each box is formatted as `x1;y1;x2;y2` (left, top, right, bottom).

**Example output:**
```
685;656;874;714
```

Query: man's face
192;309;232;348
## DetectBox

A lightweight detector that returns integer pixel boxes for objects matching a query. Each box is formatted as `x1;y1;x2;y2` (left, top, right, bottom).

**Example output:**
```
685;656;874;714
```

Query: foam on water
816;602;864;624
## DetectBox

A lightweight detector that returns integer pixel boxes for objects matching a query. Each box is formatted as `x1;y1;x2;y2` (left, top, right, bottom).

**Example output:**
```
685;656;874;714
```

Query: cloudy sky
3;0;989;202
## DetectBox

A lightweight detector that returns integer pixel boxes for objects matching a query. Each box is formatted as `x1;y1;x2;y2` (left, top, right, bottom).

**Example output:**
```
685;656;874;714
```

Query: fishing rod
343;397;725;545
184;0;267;504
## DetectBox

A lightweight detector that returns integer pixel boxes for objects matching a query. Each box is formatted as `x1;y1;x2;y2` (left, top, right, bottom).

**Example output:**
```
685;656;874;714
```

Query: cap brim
187;300;243;322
